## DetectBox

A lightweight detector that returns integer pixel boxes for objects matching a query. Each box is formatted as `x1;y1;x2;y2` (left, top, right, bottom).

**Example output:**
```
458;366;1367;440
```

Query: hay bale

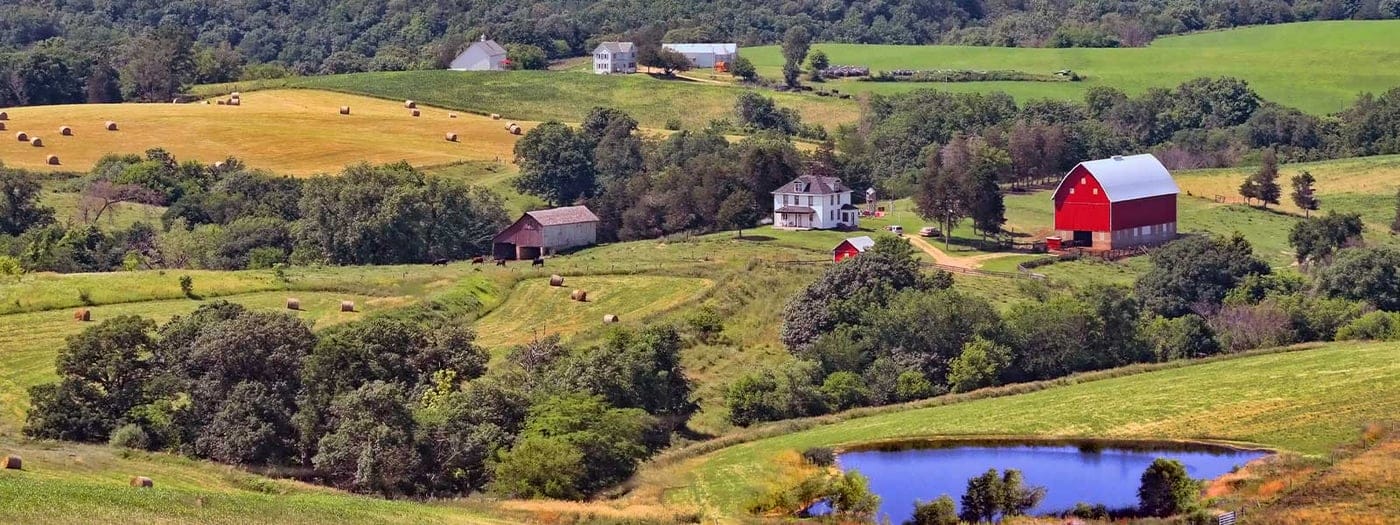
130;476;153;488
570;290;588;302
2;455;20;470
230;91;241;99
449;113;457;118
603;314;619;323
213;161;226;169
505;122;516;130
445;132;458;142
286;298;300;310
404;100;416;109
339;106;351;115
490;113;501;120
410;109;420;117
74;308;90;321
549;275;564;287
0;122;6;131
105;121;118;131
226;98;241;106
0;111;7;120
60;126;72;136
216;100;226;106
15;132;27;142
46;155;59;166
340;301;355;312
29;137;42;147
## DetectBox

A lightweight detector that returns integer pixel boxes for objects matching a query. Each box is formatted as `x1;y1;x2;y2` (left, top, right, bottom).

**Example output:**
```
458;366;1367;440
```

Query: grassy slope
0;90;526;175
195;70;859;130
745;21;1400;114
647;343;1400;519
1175;154;1400;234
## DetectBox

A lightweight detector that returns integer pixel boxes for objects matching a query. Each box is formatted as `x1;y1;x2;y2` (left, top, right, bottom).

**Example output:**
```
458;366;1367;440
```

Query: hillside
194;71;858;130
0;90;527;175
634;343;1400;520
746;21;1400;114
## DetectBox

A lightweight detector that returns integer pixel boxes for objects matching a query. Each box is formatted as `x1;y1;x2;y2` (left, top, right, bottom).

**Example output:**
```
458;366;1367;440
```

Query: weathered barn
492;206;599;260
832;236;875;262
1051;154;1179;250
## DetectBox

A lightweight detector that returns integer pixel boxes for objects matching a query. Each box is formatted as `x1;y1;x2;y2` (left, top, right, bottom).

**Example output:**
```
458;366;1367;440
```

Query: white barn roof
1061;153;1179;203
663;43;738;55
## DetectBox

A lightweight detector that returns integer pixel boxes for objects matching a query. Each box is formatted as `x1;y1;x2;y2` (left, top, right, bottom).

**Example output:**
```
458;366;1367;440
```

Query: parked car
919;226;941;238
887;225;904;235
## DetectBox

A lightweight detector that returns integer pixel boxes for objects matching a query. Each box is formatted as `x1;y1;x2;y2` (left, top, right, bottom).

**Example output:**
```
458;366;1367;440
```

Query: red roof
524;206;599;226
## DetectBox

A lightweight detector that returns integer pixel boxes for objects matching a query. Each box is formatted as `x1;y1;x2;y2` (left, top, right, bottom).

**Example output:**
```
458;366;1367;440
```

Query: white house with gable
662;43;738;68
772;175;859;230
592;42;636;74
449;36;508;71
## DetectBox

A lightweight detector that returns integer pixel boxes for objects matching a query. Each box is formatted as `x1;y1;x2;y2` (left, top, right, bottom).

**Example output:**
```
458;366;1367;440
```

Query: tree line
26;301;694;499
0;153;508;274
724;233;1400;427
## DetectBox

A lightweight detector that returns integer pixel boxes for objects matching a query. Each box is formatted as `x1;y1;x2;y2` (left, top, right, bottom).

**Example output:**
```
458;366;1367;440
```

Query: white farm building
662;43;738;68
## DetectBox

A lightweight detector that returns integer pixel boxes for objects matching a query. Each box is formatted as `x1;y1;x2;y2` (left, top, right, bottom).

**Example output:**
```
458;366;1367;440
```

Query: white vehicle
887;225;904;235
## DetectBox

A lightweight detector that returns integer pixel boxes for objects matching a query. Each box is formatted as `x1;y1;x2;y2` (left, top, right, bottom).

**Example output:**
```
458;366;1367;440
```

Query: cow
532;257;544;267
495;259;507;266
471;256;485;264
431;258;449;266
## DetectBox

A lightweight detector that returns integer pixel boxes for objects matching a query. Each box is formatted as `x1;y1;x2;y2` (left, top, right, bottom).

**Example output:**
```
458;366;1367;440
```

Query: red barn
1051;154;1178;250
832;236;874;262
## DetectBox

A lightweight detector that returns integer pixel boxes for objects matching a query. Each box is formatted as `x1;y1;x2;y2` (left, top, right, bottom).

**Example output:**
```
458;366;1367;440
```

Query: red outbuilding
832;236;875;262
1051;154;1178;250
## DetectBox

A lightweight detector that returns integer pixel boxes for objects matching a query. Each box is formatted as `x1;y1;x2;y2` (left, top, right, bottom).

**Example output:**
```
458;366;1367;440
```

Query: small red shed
1052;154;1178;250
832;236;875;262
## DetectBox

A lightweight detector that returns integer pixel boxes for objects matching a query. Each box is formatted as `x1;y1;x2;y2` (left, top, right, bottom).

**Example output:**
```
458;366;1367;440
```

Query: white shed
662;43;738;68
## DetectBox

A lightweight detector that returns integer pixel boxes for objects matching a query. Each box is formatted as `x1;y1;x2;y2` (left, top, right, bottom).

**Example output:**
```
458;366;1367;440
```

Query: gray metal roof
1058;153;1179;203
526;205;599;226
663;43;738;55
470;39;508;57
594;42;635;53
839;236;875;252
773;175;851;195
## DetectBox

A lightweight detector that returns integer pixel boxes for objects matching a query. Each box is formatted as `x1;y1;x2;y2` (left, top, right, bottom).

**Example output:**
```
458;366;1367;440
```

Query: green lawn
193;70;858;130
745;21;1400;115
647;342;1400;520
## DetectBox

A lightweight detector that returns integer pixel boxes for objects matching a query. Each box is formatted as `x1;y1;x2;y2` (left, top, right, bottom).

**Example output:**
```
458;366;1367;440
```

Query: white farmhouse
449;36;508;71
662;43;738;68
772;175;859;230
592;42;636;74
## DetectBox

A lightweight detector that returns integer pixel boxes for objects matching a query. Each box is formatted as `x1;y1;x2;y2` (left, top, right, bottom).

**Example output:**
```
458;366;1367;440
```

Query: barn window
1069;188;1075;194
1092;188;1098;195
1080;177;1087;184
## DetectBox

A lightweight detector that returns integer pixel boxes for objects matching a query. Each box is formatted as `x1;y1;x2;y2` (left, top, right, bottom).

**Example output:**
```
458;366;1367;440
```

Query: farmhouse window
807;196;813;205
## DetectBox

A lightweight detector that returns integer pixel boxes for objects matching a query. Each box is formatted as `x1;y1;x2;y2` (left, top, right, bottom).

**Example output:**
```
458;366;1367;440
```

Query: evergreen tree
964;141;1009;243
1253;149;1282;207
914;146;965;251
1290;171;1320;217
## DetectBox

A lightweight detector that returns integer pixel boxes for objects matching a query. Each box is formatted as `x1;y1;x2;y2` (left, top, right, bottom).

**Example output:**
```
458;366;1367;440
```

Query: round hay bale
603;314;619;323
230;91;241;98
213;161;225;169
0;111;7;120
216;100;226;106
105;121;118;131
510;126;522;136
226;98;240;106
60;126;72;136
570;290;588;302
449;113;457;118
74;308;90;321
130;476;153;488
46;155;59;166
0;122;6;131
490;113;501;120
410;109;420;117
549;275;564;287
404;100;416;109
445;132;458;142
29;137;42;147
3;455;20;470
340;300;355;312
339;106;351;115
15;132;27;142
286;298;300;310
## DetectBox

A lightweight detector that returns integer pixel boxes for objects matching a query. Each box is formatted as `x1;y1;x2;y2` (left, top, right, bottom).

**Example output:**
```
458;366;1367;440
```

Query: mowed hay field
0;89;526;175
1176;154;1400;232
640;343;1400;520
473;275;713;351
745;20;1400;114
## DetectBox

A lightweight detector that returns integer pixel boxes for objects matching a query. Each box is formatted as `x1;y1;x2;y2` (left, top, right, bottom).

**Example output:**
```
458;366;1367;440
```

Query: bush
665;118;682;131
820;371;870;410
246;246;287;269
1138;458;1198;517
179;275;195;298
895;371;936;401
906;495;959;525
947;336;1011;392
0;255;21;277
1335;311;1400;341
801;446;835;467
109;423;151;450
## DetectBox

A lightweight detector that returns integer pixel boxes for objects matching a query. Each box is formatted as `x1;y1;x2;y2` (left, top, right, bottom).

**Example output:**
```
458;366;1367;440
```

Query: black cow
431;258;449;266
532;257;544;267
495;259;507;266
471;256;485;264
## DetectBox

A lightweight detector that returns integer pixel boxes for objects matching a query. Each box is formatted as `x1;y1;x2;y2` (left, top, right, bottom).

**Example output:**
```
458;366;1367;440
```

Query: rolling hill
745;21;1400;115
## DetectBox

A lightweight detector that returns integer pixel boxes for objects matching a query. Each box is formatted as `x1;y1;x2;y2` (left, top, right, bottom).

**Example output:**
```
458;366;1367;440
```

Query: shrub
1335;311;1400;341
77;288;94;306
906;495;959;525
947;336;1011;392
820;371;870;410
246;246;287;269
1138;458;1198;517
685;306;725;343
801;446;835;467
109;423;151;450
665;118;682;131
0;255;21;277
895;371;936;401
179;275;195;298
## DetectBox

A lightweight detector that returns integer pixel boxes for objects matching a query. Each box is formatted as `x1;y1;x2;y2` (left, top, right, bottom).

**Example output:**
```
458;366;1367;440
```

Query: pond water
809;440;1267;523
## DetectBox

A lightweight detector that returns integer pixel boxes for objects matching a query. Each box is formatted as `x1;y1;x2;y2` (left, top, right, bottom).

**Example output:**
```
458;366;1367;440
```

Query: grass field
0;90;527;175
1176;154;1400;234
744;21;1400;115
194;70;859;130
639;343;1400;520
473;275;713;352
